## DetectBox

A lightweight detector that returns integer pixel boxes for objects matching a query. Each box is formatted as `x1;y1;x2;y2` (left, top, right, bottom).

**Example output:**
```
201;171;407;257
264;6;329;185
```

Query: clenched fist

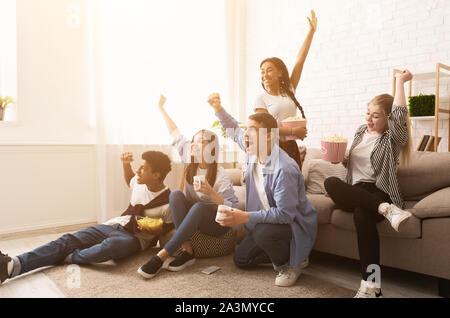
207;93;223;111
396;69;413;83
120;152;134;164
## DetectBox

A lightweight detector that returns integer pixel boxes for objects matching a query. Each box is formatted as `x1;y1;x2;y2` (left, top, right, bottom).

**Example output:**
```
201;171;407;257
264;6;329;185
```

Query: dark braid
260;57;306;119
283;82;306;120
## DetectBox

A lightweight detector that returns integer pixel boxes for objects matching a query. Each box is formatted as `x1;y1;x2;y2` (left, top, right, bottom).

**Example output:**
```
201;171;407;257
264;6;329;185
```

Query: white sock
7;260;14;277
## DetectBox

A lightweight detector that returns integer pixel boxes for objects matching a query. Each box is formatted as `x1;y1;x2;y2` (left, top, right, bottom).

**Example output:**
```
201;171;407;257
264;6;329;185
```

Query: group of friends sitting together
0;11;415;298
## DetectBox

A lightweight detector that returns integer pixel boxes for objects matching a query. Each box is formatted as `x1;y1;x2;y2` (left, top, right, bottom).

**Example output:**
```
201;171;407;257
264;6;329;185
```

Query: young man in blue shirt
207;93;317;287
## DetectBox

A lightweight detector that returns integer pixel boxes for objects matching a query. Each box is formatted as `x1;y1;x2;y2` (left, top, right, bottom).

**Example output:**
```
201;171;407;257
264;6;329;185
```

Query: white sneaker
378;203;412;232
275;266;302;287
354;280;383;298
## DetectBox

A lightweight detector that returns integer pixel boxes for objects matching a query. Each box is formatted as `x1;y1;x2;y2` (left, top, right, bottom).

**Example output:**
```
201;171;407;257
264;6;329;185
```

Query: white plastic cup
216;205;231;224
194;175;206;191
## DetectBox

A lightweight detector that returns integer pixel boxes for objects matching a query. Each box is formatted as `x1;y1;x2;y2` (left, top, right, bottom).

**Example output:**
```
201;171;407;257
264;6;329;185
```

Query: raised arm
393;70;413;107
157;94;191;163
290;10;317;91
158;94;179;136
390;69;413;147
120;152;135;187
207;93;246;152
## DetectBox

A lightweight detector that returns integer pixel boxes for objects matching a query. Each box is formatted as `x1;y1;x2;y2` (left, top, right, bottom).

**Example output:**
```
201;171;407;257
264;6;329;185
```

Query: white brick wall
244;0;450;152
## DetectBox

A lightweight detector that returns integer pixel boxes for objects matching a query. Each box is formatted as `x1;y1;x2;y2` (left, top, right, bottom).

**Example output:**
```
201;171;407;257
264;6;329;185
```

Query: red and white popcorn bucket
280;117;307;141
321;135;348;163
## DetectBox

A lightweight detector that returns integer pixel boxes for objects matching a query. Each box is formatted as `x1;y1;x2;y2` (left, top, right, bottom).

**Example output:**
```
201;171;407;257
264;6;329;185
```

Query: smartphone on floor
201;266;221;275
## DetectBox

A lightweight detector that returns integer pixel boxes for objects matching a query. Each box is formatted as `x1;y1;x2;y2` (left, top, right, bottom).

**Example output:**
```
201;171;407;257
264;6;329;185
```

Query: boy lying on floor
0;151;173;285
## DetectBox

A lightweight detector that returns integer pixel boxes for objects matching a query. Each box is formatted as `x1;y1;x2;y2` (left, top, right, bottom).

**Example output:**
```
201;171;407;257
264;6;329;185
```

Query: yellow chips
137;217;163;230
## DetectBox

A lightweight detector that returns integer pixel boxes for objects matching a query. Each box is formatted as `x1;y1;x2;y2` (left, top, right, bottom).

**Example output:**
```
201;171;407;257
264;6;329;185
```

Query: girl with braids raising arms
254;10;317;170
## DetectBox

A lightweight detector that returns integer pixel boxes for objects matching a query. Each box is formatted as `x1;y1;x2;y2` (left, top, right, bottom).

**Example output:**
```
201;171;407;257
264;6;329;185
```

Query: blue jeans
163;190;230;255
16;224;141;275
233;223;292;270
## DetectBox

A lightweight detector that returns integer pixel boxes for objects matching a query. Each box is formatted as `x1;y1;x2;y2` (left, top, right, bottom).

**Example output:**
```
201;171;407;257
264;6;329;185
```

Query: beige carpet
44;248;355;298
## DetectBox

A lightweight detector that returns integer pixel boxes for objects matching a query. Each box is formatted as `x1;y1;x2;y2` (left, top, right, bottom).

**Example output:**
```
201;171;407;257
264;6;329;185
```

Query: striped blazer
346;105;409;208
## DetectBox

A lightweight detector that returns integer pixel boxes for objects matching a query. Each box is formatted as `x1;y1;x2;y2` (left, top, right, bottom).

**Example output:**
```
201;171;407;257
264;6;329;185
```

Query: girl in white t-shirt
138;94;238;279
324;70;414;298
254;10;317;170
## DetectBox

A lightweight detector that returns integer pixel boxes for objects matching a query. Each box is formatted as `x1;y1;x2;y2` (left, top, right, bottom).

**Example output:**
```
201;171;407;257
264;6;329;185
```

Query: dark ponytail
285;87;306;120
260;57;306;120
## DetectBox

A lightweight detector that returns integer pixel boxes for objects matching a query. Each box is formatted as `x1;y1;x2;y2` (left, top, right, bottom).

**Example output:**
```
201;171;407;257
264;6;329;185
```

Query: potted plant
408;94;435;117
0;95;15;121
211;120;246;154
211;120;246;138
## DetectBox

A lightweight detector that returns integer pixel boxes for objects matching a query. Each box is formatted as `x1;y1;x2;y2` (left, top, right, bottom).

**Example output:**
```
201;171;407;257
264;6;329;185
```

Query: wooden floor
0;224;440;298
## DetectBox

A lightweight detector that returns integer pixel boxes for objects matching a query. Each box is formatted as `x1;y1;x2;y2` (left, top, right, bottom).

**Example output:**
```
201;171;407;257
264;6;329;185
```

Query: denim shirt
216;109;318;268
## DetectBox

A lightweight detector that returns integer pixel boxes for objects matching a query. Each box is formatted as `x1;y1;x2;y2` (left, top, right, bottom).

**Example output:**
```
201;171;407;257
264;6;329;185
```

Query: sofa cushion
398;151;450;200
410;187;450;218
304;148;323;161
302;148;322;183
233;186;246;211
330;209;422;239
307;194;335;224
304;159;347;194
225;168;243;186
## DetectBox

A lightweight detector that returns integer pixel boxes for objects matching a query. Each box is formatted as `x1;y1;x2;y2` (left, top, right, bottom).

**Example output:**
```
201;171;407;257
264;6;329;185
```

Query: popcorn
322;134;348;143
137;217;163;231
282;116;306;122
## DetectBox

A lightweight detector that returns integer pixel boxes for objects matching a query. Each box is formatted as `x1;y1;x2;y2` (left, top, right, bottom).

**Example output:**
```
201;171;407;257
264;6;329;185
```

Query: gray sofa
225;149;450;297
302;148;450;297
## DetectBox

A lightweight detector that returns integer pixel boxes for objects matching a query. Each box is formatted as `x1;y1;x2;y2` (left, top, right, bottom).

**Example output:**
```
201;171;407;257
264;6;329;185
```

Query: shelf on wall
412;71;450;81
393;62;450;152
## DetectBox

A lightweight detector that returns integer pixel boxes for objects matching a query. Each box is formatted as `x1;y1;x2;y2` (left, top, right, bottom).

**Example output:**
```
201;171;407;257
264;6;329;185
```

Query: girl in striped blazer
324;70;414;298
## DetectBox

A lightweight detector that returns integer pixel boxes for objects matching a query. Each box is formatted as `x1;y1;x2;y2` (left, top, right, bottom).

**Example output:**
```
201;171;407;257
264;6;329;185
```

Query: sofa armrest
410;187;450;218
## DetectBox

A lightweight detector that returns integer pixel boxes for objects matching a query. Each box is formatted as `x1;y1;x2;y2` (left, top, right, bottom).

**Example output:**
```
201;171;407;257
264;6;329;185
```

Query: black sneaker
167;251;196;272
137;255;163;279
0;251;12;284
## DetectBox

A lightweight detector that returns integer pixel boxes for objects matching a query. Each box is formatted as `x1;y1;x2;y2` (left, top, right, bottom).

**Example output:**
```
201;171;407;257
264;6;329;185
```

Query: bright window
0;0;18;122
94;0;230;144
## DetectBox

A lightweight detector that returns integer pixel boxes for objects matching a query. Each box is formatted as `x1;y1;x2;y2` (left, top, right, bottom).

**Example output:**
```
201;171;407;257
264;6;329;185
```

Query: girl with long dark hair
254;10;317;170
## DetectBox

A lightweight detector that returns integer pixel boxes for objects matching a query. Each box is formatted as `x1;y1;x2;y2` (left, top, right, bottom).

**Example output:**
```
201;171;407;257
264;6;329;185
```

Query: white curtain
89;0;240;222
0;0;18;122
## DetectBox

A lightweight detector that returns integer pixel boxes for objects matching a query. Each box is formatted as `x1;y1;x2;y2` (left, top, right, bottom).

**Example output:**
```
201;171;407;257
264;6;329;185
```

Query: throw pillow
411;187;450;218
306;159;347;195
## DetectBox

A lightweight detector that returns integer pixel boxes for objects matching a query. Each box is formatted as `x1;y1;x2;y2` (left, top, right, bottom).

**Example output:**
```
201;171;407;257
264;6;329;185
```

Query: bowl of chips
321;134;348;163
136;216;163;234
280;116;307;140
